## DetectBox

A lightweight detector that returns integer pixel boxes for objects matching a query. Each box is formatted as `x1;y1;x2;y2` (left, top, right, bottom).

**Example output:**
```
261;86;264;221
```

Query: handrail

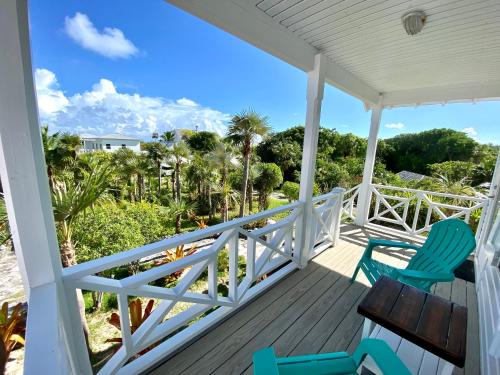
312;188;344;203
63;201;302;280
372;184;486;203
60;192;347;374
368;184;489;238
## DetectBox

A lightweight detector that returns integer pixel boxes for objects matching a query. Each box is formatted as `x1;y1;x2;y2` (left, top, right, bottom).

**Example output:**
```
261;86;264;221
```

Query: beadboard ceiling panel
168;0;500;106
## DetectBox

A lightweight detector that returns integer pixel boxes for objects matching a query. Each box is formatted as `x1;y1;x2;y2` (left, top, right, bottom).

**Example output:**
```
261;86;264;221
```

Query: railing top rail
312;188;346;203
343;184;361;196
63;201;303;280
371;184;487;202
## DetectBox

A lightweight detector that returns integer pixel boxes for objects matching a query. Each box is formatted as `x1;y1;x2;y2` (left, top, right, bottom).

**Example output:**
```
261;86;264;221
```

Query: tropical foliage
20;118;495;367
0;197;10;247
0;302;26;374
107;299;156;357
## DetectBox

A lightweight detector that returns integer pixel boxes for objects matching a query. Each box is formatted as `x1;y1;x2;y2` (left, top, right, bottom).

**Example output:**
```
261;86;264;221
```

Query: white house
80;133;141;153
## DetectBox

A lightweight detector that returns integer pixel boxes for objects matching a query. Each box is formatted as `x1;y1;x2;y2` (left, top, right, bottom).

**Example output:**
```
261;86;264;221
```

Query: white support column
296;53;326;267
477;149;500;249
354;101;383;227
0;1;89;373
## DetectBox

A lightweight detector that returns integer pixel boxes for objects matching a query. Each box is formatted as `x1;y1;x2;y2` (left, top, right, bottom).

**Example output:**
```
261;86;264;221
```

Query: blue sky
29;0;500;143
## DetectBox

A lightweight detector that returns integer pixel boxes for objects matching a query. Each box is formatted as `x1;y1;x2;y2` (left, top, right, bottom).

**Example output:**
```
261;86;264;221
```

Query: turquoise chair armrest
352;339;411;375
253;347;280;375
394;269;455;282
362;238;421;259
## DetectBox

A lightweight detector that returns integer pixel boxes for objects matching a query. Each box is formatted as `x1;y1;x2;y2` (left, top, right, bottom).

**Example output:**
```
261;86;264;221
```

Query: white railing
341;184;361;221
60;190;345;375
368;184;489;239
310;187;345;259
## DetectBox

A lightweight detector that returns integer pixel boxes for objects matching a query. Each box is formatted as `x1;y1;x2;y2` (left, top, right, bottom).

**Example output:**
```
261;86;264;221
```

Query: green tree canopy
186;131;221;153
382;129;479;174
254;163;283;211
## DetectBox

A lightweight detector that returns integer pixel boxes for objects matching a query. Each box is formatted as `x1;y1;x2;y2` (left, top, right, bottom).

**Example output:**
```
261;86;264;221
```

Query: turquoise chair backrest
408;218;476;274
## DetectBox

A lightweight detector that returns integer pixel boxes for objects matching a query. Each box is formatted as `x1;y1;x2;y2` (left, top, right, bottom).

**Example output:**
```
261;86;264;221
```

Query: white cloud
35;69;230;138
176;98;198;107
64;13;138;59
35;69;69;117
462;127;478;138
385;122;405;129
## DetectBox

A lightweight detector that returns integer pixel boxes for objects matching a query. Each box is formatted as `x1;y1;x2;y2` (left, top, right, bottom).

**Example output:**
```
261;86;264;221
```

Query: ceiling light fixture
402;10;426;36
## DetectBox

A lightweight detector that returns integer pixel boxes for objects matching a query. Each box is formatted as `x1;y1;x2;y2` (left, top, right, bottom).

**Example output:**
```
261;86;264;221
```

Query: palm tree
167;200;196;234
51;165;110;346
143;142;168;196
228;110;270;217
160;130;176;145
112;148;140;201
209;142;236;222
186;154;219;219
52;165;111;267
433;175;477;201
170;141;191;202
41;126;81;188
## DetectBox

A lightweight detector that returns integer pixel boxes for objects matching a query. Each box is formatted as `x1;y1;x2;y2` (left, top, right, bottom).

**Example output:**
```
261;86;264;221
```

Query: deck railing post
330;188;345;246
0;1;90;373
354;100;383;227
297;53;326;268
477;149;500;249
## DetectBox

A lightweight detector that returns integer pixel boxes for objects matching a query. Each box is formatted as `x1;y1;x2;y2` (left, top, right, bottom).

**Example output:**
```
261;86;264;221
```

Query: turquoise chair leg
351;265;361;283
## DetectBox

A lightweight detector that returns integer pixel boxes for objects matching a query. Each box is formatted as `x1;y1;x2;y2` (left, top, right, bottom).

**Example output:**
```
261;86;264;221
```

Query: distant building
397;170;427;182
80;133;141;153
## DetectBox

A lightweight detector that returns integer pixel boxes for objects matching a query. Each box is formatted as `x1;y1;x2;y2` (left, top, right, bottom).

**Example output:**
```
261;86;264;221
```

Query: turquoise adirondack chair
253;338;411;375
351;218;476;291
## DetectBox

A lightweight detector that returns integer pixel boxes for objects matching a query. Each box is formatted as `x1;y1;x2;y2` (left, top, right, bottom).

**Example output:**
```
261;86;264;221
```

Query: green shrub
282;181;300;202
121;202;172;244
72;203;145;264
254;163;283;211
429;161;475;183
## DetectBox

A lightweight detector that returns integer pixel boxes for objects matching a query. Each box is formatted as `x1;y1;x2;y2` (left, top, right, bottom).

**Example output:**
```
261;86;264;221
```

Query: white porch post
354;102;383;227
0;1;89;373
477;149;500;252
297;53;326;267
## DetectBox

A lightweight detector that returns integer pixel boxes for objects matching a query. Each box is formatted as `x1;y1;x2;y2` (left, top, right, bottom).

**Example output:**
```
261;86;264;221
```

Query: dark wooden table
357;276;467;368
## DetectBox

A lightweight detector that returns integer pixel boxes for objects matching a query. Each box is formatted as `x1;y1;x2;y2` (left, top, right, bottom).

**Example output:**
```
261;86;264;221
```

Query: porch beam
355;100;383;226
297;53;326;267
382;82;500;108
165;0;380;105
0;0;89;373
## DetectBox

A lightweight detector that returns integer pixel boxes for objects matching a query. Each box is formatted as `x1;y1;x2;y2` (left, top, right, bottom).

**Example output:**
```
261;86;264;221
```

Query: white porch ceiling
167;0;500;107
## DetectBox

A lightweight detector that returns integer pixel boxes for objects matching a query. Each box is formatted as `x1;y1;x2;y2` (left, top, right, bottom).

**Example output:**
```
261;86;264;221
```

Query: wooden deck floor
149;224;480;375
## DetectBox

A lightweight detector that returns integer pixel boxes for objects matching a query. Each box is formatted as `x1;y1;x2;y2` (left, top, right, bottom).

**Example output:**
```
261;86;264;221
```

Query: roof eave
166;0;380;106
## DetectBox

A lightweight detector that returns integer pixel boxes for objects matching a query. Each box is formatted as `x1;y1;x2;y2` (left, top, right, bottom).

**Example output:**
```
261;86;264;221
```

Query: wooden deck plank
289;281;367;356
212;271;343;374
270;253;359;357
150;247;338;374
180;245;351;375
319;289;369;353
148;224;480;375
209;244;360;375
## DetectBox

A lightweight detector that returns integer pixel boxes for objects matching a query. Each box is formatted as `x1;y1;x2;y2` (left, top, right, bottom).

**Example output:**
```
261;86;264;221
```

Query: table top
357;276;467;368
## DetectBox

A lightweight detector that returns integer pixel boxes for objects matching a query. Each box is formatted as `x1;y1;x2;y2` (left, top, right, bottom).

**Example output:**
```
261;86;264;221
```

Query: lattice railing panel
62;202;303;375
368;184;488;238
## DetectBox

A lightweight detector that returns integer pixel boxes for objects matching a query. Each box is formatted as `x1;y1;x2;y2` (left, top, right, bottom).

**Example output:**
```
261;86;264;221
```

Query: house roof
80;133;140;141
397;170;427;182
167;0;500;107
